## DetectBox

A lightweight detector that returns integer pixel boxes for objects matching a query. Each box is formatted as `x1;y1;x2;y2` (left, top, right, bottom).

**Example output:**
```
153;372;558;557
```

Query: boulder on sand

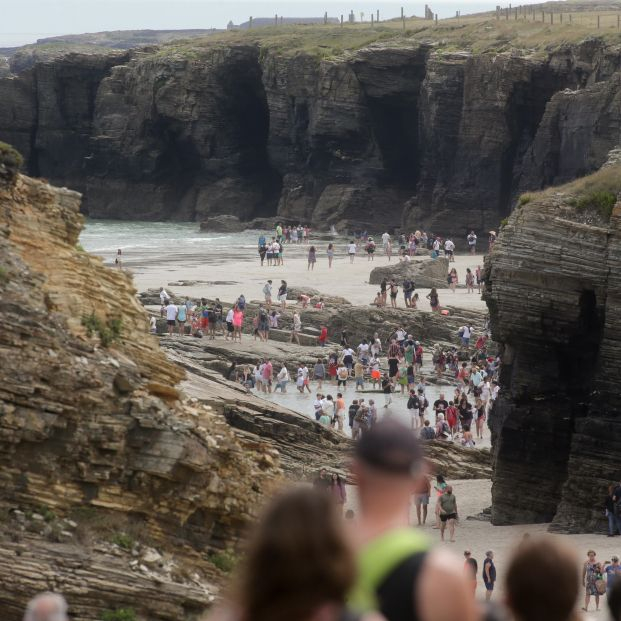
369;257;449;288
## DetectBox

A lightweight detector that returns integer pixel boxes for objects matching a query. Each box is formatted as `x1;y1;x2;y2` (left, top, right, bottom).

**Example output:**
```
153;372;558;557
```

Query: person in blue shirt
483;550;496;601
605;557;621;596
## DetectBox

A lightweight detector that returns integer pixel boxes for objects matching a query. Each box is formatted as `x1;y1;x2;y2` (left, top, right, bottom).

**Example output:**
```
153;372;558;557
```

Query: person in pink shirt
232;306;244;342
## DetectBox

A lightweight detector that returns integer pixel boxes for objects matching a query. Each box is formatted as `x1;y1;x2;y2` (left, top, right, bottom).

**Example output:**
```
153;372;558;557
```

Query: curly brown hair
236;486;356;621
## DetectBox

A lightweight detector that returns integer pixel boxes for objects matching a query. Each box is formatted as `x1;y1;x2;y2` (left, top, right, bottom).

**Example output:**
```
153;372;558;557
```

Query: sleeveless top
349;528;429;621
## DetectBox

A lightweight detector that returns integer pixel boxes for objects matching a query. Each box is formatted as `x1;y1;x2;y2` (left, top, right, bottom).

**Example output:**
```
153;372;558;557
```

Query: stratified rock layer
484;162;621;533
1;38;621;235
0;159;281;618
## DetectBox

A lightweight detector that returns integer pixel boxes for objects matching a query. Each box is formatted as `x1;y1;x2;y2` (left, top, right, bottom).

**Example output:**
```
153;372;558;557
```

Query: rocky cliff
0;143;284;618
484;151;621;533
1;28;621;235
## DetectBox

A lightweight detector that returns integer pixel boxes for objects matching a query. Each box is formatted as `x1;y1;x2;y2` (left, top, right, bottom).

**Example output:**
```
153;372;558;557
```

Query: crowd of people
20;420;621;621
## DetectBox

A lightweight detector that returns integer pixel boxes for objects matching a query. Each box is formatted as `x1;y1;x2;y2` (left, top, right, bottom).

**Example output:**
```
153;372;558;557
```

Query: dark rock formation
2;37;620;235
484;156;621;533
369;257;449;288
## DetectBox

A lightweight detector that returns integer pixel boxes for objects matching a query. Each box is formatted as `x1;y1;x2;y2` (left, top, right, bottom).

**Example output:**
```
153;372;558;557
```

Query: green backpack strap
349;528;429;613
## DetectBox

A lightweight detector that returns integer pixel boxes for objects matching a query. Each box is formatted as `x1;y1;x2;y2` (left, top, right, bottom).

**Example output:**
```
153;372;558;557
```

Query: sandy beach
80;223;488;314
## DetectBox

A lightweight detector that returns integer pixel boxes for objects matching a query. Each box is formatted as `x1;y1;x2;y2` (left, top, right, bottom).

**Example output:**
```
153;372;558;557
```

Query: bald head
24;593;68;621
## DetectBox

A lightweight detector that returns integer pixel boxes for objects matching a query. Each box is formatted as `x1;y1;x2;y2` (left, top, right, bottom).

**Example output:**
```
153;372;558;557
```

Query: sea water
80;219;264;268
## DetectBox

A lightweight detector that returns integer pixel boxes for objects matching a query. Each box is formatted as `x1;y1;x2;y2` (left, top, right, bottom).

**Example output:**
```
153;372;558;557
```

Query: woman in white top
274;365;290;393
347;241;356;263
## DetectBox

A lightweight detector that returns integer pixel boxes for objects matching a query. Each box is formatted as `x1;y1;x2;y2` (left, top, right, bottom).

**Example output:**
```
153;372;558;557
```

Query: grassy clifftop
6;0;621;66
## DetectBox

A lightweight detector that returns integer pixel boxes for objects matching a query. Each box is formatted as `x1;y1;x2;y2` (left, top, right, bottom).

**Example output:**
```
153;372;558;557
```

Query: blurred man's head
506;537;577;621
23;593;68;621
352;419;423;517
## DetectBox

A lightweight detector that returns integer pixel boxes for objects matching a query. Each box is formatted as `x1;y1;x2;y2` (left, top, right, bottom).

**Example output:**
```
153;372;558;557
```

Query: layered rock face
484;158;621;532
0;150;282;618
1;38;621;234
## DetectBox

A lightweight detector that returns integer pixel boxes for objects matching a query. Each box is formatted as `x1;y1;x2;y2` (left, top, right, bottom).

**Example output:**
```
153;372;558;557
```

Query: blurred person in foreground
505;536;580;621
23;593;68;621
349;418;478;621
207;486;383;621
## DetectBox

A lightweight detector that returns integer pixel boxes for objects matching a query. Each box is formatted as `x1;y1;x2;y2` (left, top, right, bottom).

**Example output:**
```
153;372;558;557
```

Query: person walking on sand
475;265;483;293
465;268;475;293
327;243;334;268
290;311;302;345
483;550;496;601
413;473;431;526
449;268;458;292
467;230;477;255
308;245;317;271
347;240;357;263
463;550;478;597
582;549;602;612
438;485;458;542
427;288;440;312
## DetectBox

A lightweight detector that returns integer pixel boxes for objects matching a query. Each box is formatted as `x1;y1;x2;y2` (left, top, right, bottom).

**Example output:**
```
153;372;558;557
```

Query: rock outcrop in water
0;148;285;618
1;36;621;235
484;153;621;533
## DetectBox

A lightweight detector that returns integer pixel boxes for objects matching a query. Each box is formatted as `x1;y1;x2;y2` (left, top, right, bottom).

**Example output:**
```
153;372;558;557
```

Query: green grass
102;608;136;621
576;190;617;219
520;162;621;222
209;550;238;573
81;313;123;347
110;532;135;551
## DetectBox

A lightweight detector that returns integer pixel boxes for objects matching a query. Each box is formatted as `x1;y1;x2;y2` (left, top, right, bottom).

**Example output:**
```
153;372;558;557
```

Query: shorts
177;320;185;325
484;582;494;592
390;293;397;299
338;379;347;387
414;494;429;506
440;512;457;522
200;317;208;329
278;294;287;302
356;377;364;387
226;321;234;333
167;320;176;326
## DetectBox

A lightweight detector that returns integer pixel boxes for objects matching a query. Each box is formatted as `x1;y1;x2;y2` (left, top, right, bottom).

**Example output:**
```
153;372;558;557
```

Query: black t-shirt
483;558;496;583
465;557;478;579
407;395;420;410
382;379;392;394
433;399;449;414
